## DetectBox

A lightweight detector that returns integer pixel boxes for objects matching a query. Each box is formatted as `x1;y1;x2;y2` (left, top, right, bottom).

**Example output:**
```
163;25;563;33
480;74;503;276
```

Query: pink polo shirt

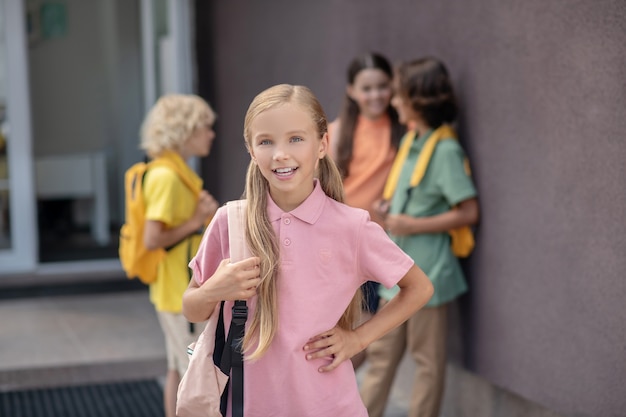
190;180;414;417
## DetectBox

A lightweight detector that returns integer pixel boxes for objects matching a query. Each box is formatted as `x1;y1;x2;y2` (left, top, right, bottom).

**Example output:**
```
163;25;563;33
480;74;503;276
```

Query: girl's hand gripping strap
220;200;250;417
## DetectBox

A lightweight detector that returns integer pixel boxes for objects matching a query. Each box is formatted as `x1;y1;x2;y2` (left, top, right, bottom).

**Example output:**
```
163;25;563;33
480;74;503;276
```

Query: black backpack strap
218;300;247;417
219;200;250;417
213;301;226;365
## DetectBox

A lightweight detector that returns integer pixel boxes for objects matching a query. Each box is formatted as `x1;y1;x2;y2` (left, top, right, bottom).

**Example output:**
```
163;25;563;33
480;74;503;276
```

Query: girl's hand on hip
303;326;364;372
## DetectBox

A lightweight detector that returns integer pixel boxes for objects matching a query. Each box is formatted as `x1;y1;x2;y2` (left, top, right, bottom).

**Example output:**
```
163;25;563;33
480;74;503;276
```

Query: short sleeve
144;167;178;225
356;218;414;289
432;141;477;206
189;205;229;285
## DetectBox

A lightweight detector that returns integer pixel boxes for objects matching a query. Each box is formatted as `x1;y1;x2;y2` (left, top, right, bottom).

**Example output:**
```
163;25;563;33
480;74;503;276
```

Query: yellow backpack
383;125;475;258
119;158;200;284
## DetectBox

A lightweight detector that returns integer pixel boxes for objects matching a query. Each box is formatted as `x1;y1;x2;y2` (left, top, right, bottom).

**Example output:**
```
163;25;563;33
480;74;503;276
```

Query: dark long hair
335;52;404;178
395;57;458;128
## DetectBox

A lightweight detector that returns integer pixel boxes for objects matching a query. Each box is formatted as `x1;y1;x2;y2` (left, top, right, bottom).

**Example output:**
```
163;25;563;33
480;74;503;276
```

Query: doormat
0;379;164;417
0;278;147;301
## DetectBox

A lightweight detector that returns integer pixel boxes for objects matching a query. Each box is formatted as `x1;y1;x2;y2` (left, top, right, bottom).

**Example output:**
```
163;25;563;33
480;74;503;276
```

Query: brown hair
395;57;457;128
335;53;404;177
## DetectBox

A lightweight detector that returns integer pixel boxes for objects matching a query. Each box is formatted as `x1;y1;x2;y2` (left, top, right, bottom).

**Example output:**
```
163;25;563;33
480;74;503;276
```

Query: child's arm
144;190;219;250
182;257;261;323
303;264;433;372
384;197;479;236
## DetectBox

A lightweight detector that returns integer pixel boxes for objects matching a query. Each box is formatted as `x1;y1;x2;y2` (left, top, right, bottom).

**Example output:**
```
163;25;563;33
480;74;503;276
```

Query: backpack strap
382;124;457;200
219;200;250;417
149;157;202;195
145;157;204;252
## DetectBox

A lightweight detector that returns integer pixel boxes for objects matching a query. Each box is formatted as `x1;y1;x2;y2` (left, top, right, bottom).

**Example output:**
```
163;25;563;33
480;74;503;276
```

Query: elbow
414;268;434;308
468;205;479;226
143;236;159;251
460;198;480;226
181;291;196;322
181;289;211;323
421;280;434;307
406;267;434;311
143;220;164;250
144;243;158;251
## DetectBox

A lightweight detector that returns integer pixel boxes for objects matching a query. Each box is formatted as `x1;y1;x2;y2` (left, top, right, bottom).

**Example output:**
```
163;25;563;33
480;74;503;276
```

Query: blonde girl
183;84;433;416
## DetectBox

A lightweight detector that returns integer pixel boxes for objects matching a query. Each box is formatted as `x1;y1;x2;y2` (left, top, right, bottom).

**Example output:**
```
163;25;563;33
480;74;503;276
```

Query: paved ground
0;281;416;416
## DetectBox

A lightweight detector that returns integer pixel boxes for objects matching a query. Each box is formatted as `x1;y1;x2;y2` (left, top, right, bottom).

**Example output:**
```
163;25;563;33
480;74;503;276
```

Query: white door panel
0;0;38;273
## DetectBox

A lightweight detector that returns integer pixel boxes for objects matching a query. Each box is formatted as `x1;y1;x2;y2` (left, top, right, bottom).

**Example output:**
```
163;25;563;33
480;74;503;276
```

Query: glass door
0;0;38;273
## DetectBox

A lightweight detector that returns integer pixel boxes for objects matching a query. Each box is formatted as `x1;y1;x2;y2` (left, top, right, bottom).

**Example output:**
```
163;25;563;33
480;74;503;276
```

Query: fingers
303;334;344;373
232;256;261;270
197;191;219;217
317;356;342;373
303;327;363;372
231;257;262;289
210;257;261;300
303;332;333;356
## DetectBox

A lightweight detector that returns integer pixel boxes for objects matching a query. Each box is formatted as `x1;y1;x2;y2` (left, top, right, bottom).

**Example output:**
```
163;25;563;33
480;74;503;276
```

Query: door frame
0;0;37;273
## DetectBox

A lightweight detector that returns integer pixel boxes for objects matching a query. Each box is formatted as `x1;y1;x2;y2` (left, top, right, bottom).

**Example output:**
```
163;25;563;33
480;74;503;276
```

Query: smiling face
247;103;328;211
347;68;393;120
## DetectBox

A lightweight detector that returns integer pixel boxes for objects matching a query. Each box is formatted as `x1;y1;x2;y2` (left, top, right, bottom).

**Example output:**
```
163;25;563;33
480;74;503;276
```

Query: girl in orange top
328;52;405;368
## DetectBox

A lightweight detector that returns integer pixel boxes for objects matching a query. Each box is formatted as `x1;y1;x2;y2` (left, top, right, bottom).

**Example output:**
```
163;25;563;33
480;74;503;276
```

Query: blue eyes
258;137;303;145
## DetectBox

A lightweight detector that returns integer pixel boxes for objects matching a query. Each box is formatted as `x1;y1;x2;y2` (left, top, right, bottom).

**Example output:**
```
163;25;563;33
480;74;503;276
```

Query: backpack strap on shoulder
149;156;202;195
219;200;249;417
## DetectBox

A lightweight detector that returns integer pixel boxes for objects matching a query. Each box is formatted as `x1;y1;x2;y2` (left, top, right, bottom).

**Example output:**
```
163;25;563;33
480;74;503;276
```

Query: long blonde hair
241;84;362;359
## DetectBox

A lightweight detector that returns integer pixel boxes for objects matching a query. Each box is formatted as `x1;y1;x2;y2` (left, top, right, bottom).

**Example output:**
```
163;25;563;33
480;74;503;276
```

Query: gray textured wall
195;1;626;416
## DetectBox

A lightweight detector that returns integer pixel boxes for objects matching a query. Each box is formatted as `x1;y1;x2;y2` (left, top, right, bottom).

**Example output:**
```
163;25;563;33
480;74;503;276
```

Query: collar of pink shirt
266;178;326;224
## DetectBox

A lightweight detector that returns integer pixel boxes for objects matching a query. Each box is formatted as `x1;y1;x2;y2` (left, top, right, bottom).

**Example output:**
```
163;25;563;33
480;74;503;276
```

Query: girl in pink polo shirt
182;84;433;417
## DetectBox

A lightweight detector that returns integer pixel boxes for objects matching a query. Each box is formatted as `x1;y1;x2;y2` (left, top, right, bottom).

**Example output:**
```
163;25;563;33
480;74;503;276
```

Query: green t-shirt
378;129;477;307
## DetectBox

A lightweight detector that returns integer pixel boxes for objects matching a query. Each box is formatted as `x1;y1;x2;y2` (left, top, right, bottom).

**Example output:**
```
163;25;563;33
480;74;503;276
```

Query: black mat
0;279;147;301
0;379;164;417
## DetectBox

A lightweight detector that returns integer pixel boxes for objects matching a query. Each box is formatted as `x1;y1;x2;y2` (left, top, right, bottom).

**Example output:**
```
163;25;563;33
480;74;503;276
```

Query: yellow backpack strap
149;158;202;195
409;124;457;188
383;125;457;200
383;130;416;200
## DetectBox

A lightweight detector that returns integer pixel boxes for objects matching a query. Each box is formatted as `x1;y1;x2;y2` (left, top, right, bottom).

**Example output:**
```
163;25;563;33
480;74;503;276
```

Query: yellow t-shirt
143;153;203;312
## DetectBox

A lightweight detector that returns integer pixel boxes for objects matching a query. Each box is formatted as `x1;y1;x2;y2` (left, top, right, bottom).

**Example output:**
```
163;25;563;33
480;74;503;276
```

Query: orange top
329;115;396;226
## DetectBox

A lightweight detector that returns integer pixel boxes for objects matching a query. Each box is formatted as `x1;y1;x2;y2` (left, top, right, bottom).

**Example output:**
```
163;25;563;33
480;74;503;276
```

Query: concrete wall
195;1;626;416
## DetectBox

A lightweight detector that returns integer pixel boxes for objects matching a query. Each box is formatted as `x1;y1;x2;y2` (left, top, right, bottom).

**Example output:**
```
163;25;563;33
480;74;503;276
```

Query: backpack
177;200;250;417
119;158;200;284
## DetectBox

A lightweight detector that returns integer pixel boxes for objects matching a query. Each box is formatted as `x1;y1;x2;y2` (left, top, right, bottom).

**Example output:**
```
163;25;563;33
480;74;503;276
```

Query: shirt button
284;218;291;225
283;238;291;246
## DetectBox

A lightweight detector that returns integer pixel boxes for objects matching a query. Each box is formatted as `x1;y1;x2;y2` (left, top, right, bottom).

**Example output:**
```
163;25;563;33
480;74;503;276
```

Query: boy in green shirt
360;58;479;417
